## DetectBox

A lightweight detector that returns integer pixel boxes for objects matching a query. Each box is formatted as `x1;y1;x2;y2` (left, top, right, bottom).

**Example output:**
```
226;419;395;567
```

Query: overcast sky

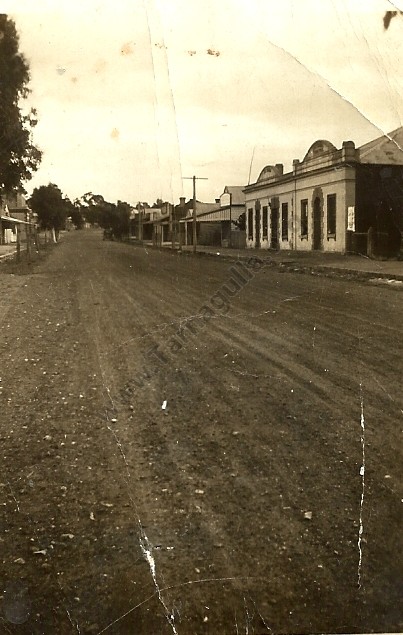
3;0;403;205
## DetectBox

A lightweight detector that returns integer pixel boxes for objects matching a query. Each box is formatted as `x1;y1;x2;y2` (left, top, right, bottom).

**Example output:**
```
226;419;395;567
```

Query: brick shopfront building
244;128;403;257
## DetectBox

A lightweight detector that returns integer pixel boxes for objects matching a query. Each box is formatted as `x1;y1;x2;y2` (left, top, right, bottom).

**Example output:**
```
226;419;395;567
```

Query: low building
129;206;164;241
244;127;403;256
151;202;176;245
3;191;32;223
191;186;246;248
142;208;164;241
0;192;34;245
179;200;219;246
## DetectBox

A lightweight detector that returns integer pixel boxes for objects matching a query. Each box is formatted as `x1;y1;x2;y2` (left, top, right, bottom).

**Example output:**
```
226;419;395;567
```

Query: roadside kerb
275;262;403;283
0;247;27;262
136;245;403;281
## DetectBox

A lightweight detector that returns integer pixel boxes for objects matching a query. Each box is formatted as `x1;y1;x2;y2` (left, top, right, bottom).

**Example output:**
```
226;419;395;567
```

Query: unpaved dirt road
0;230;402;634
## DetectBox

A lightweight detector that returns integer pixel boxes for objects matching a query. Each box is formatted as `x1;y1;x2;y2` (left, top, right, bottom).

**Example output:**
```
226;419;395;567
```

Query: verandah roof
0;215;31;225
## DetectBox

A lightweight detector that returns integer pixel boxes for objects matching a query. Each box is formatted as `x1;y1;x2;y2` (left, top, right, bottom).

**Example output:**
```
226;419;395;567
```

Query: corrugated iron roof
358;126;403;164
223;185;245;205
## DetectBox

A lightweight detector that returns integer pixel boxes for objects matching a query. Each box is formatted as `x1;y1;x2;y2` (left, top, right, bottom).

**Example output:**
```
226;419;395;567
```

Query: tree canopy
76;192;132;238
69;200;85;229
0;15;42;195
29;184;69;234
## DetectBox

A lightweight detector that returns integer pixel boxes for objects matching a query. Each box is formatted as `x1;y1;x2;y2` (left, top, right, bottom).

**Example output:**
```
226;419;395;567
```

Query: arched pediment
303;140;337;162
257;164;283;183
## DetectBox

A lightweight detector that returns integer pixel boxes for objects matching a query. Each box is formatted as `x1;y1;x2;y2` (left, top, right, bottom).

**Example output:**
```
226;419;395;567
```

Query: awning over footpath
0;215;30;225
152;214;170;225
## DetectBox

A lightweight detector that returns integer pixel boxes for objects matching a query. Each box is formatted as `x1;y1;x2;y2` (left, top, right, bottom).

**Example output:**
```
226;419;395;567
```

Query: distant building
0;192;33;244
141;188;247;249
153;200;184;246
129;205;163;241
150;198;218;247
244;127;403;256
142;208;163;241
186;186;246;248
179;200;218;247
3;191;32;222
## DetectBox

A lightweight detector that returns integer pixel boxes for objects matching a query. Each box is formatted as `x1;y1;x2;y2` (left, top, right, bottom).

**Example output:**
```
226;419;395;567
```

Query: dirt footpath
0;230;401;634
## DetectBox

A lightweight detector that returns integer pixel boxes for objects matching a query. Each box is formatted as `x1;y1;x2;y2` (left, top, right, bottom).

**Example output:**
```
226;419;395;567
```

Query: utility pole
183;175;208;254
171;203;176;251
26;220;31;262
229;192;232;248
16;224;21;262
138;204;143;243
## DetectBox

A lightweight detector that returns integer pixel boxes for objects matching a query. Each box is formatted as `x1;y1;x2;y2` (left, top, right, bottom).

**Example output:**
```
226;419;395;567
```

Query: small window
327;194;336;236
262;206;268;238
247;208;253;239
281;203;288;241
301;199;308;237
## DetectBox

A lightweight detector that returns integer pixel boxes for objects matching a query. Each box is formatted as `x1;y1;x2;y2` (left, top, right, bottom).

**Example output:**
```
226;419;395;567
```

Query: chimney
292;159;300;174
275;163;284;175
215;198;220;204
179;196;186;207
342;140;356;162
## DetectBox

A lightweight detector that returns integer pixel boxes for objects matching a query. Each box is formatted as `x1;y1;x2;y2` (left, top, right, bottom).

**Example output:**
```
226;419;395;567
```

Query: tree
29;184;69;240
0;15;42;195
69;200;85;229
77;192;132;238
77;192;106;226
233;211;246;231
113;200;132;238
61;196;84;230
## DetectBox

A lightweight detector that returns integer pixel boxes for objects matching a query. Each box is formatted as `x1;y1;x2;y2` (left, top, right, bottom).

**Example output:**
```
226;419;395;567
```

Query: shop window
327;194;336;236
247;208;253;239
262;206;268;239
281;203;288;241
301;199;308;237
